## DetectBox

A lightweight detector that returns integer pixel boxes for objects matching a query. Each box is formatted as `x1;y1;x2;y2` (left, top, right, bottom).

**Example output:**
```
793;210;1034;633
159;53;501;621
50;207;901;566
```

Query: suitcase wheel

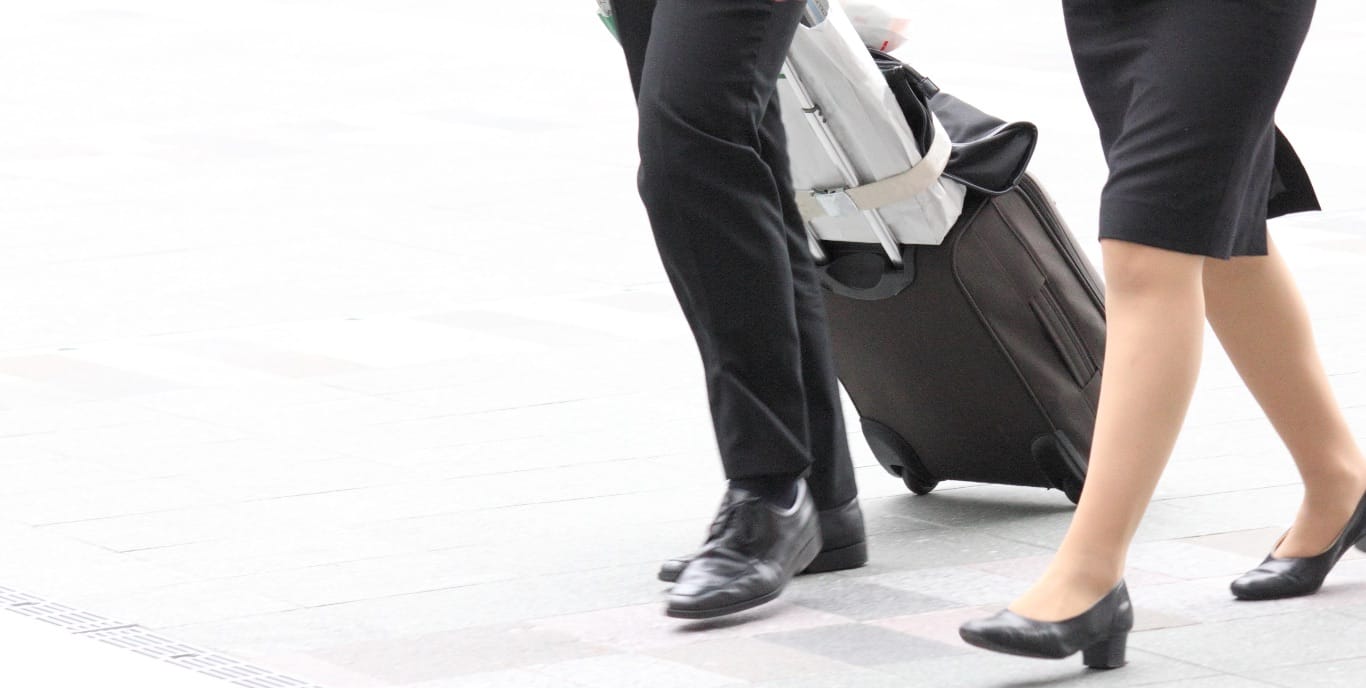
901;472;939;496
860;418;939;497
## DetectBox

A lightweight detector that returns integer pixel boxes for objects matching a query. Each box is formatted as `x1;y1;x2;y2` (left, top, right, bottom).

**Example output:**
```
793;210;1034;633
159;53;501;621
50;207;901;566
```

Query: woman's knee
1101;239;1206;296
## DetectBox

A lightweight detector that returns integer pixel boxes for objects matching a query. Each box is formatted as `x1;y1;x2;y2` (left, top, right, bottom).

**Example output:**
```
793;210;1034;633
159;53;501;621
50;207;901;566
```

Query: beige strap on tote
796;118;952;220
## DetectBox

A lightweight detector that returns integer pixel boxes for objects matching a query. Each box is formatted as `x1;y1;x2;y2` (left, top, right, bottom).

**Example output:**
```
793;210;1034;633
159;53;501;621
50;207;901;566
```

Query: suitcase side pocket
1030;281;1099;388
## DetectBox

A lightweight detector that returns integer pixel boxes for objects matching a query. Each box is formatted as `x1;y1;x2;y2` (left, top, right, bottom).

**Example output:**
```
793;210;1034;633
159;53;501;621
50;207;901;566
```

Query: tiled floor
4;1;1366;687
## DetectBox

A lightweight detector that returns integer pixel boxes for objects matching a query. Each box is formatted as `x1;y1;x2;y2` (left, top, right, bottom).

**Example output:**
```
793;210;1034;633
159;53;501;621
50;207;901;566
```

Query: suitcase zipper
1016;175;1106;313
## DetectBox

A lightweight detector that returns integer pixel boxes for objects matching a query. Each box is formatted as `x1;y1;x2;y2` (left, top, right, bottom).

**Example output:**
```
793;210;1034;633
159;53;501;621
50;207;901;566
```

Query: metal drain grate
0;585;325;688
8;599;132;633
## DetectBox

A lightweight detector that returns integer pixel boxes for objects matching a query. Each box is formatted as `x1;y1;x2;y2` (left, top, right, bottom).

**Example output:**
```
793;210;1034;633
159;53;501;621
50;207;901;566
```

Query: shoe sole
666;532;822;620
960;630;1068;660
665;587;785;620
659;540;867;584
961;631;1128;669
1231;582;1326;601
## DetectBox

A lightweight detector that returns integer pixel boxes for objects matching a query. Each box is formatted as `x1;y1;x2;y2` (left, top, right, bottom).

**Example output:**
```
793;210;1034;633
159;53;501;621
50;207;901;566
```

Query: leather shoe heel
1082;635;1128;670
804;540;868;574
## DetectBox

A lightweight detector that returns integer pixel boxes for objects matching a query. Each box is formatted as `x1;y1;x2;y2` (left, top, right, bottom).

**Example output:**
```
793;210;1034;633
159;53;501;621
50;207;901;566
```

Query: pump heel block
1082;634;1128;670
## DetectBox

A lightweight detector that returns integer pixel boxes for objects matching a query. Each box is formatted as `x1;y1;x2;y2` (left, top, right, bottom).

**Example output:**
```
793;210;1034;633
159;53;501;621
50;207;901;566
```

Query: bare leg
1203;237;1366;557
1009;240;1207;621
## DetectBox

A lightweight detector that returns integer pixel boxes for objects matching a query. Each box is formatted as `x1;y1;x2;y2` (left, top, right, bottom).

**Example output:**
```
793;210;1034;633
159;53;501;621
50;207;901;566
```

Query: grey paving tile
877;648;1220;688
127;530;414;580
1167;418;1284;462
43;504;300;553
850;495;944;537
395;668;585;688
785;578;959;621
166;605;396;655
437;522;703;580
863;565;1027;607
225;550;510;607
1125;541;1267;580
1183;385;1270;430
876;484;1214;550
1179;528;1289;559
1150;486;1306;541
1128;611;1366;673
645;637;860;684
838;526;1056;578
177;456;414;502
351;485;723;551
970;554;1184;588
530;602;851;653
1153;453;1301;501
1141;677;1280;688
1254;656;1366;687
1138;564;1366;624
110;435;350;477
234;651;391;688
757;623;967;667
166;338;374;379
749;668;911;688
0;355;185;398
0;477;228;525
870;606;1001;649
20;415;247;460
0;456;137;495
1131;608;1203;634
536;654;743;688
0;537;194;599
206;564;664;643
873;484;1077;531
307;624;612;684
68;579;296;628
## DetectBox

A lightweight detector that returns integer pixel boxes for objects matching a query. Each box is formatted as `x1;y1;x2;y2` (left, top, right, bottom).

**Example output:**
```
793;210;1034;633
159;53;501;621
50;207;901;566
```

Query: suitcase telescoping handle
782;56;905;268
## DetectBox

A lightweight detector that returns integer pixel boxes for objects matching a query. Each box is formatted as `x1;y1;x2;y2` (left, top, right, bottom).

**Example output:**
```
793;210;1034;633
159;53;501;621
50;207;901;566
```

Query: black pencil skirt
1062;0;1321;258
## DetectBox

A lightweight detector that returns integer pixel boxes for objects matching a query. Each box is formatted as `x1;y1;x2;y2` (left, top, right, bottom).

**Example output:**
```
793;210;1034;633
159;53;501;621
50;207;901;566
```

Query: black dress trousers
611;0;857;509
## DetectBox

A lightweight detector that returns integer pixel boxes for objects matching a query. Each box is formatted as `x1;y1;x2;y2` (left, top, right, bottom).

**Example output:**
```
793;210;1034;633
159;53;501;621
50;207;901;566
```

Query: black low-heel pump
959;582;1134;670
1231;491;1366;601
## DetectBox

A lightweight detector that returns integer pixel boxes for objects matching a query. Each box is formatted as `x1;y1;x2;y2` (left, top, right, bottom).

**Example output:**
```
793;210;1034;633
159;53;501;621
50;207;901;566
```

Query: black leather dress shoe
658;496;866;583
664;483;822;619
959;582;1133;670
1231;490;1366;601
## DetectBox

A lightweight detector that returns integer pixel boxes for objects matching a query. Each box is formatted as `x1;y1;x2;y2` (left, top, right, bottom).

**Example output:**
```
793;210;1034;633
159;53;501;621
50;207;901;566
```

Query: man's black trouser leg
612;0;857;509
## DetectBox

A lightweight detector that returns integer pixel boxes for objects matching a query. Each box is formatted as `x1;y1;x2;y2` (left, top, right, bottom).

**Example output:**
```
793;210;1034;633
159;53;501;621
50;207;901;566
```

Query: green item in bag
596;0;618;40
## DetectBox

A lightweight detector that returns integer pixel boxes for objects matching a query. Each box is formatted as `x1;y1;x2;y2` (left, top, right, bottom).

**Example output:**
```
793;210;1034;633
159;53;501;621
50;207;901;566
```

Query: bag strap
796;116;952;220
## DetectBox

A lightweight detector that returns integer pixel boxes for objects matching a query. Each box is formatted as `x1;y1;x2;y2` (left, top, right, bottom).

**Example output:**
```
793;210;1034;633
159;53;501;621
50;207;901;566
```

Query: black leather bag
872;49;1038;196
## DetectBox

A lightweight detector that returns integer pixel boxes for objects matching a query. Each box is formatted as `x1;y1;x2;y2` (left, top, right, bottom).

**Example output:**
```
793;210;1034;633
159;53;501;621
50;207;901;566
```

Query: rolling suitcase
782;4;1104;503
820;173;1103;504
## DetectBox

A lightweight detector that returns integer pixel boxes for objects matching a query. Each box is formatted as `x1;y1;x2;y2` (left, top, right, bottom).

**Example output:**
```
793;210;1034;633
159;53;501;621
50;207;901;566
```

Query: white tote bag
778;1;965;249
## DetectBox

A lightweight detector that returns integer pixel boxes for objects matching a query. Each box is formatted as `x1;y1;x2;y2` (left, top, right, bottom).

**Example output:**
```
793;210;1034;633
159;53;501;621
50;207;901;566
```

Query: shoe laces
704;496;763;553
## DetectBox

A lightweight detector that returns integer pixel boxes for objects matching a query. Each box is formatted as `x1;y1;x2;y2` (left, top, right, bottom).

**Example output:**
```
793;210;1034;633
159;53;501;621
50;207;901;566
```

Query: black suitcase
813;54;1106;504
